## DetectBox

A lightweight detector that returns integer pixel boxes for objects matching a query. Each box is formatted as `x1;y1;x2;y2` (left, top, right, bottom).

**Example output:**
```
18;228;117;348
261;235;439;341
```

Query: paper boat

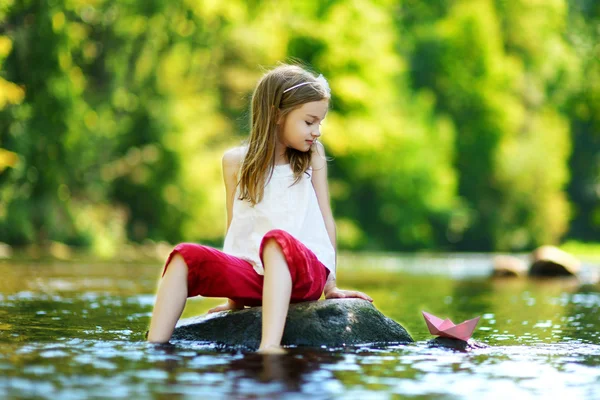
422;311;480;341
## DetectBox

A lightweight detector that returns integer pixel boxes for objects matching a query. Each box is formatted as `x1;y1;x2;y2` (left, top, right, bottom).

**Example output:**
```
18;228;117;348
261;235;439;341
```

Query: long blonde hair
238;64;330;205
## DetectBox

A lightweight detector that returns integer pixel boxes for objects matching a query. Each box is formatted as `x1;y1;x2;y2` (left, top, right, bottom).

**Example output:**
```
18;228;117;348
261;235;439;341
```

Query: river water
1;253;599;399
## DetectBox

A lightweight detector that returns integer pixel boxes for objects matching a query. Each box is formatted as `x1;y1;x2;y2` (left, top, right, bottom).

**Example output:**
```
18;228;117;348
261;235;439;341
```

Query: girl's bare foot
207;303;231;313
257;345;287;354
208;299;244;313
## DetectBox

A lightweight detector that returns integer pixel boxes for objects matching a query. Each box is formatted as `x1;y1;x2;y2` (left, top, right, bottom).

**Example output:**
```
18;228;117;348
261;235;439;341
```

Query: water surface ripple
1;257;599;399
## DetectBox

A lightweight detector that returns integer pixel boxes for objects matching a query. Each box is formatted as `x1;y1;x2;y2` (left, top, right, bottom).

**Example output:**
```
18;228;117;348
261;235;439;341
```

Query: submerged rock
171;298;413;349
427;337;489;351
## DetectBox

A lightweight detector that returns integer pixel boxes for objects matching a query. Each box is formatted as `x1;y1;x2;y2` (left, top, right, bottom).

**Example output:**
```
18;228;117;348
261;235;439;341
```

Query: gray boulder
171;298;413;349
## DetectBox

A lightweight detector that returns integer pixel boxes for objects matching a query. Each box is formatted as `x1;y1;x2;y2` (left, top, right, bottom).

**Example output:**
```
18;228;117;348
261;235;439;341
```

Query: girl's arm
223;146;245;232
310;143;372;302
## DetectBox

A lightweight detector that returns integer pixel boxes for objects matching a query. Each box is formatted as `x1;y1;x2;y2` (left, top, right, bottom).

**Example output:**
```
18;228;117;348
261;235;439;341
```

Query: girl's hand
208;299;244;313
324;287;373;302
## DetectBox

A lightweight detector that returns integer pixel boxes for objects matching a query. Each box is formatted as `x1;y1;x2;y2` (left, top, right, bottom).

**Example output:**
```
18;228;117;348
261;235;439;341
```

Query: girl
147;64;372;353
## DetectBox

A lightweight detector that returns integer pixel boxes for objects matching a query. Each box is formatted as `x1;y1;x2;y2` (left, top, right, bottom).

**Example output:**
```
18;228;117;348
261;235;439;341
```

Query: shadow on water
225;350;346;394
1;256;600;398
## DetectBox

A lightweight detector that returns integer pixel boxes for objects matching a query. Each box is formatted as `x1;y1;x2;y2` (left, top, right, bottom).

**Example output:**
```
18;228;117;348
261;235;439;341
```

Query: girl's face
277;99;329;153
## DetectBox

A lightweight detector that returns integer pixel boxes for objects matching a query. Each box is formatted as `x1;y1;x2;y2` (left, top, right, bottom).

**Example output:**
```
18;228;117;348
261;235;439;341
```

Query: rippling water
1;254;599;399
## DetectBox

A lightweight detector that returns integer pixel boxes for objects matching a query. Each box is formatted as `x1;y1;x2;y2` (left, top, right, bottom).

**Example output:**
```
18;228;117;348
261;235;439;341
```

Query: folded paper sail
422;311;481;341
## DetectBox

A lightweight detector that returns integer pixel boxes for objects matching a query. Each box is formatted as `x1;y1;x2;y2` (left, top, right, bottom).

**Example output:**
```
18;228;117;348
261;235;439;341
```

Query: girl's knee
171;252;187;266
262;230;292;253
262;238;294;276
164;252;188;277
262;237;283;255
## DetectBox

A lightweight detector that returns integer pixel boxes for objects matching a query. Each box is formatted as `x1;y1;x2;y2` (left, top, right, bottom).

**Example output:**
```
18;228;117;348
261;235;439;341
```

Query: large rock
171;298;413;349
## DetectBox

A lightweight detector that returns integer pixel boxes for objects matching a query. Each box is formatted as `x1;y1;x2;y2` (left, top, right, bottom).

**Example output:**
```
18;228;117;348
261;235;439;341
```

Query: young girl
147;64;372;353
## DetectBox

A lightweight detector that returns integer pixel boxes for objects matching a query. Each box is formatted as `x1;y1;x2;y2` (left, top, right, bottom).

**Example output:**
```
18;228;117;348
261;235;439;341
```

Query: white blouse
223;164;336;278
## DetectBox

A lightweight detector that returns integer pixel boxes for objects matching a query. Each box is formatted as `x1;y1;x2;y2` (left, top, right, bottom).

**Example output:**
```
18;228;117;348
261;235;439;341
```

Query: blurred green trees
405;0;577;250
565;0;600;242
0;0;598;256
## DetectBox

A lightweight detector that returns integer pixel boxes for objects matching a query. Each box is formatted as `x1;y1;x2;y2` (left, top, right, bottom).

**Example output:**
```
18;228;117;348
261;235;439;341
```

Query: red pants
162;229;329;306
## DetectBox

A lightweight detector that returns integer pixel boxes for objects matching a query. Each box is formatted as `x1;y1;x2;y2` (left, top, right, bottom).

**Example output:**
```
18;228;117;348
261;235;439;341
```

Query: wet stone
492;255;527;277
427;337;489;351
171;298;414;350
529;245;581;277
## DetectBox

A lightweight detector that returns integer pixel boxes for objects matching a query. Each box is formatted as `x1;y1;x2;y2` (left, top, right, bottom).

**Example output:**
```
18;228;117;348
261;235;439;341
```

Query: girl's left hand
325;287;373;302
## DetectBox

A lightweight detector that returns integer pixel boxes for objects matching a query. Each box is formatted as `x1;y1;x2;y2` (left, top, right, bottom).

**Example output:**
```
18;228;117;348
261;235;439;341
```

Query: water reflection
226;351;346;396
1;257;600;398
448;276;585;345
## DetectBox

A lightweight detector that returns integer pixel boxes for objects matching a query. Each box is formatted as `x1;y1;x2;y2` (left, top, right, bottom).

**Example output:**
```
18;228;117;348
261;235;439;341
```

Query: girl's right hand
207;299;245;313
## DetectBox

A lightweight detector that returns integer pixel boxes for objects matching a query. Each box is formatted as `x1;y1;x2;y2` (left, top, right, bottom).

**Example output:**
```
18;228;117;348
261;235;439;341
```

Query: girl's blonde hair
238;64;331;205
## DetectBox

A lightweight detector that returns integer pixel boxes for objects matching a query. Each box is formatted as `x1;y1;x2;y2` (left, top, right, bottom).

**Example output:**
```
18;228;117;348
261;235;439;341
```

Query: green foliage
564;0;600;241
0;0;598;254
405;0;576;250
283;0;460;250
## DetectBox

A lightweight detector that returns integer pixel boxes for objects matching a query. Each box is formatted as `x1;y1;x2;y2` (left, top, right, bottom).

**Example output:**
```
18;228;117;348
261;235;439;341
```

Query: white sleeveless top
223;164;336;278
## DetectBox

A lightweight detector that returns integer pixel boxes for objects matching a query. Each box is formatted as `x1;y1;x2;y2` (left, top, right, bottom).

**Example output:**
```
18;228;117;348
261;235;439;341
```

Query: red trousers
162;229;329;306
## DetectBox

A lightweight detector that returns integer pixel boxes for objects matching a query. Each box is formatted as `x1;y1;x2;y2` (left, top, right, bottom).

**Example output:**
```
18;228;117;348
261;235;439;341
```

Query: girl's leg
147;253;189;343
147;244;263;343
258;238;292;353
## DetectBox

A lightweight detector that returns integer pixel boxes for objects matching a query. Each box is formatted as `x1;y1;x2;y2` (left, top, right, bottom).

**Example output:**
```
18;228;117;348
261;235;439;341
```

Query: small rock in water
427;337;489;351
529;245;581;277
492;255;527;277
171;298;413;350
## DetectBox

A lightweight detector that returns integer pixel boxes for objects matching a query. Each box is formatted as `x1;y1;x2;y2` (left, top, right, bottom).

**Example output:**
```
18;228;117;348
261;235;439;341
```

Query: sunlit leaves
0;0;597;253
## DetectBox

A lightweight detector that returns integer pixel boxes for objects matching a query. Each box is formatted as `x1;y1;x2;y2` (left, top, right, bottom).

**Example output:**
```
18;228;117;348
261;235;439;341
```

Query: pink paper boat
422;311;481;341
